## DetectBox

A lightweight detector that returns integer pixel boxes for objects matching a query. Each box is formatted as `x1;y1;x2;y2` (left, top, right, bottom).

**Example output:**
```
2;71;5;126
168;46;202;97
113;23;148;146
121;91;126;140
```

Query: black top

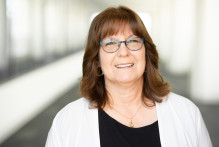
98;109;161;147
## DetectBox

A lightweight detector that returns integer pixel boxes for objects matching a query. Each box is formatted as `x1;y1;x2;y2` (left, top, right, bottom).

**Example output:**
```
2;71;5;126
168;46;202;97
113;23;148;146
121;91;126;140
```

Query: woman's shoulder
52;97;90;126
59;97;89;112
46;98;95;146
158;92;200;117
167;92;197;107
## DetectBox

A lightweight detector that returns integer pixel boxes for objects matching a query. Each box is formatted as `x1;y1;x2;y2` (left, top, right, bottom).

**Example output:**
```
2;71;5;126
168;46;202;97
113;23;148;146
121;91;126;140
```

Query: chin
115;76;138;84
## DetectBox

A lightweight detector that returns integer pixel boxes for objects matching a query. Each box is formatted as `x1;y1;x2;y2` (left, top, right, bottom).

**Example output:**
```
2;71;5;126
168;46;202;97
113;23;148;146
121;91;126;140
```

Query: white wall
168;0;196;74
191;0;219;103
151;0;219;103
0;50;83;144
0;0;7;71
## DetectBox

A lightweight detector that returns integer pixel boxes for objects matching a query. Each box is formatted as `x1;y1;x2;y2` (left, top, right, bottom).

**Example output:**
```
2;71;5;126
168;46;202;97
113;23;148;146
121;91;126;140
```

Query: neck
105;77;144;108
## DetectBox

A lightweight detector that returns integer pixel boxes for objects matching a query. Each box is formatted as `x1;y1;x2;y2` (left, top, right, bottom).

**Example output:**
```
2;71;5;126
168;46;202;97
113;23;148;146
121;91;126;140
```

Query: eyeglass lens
101;37;144;53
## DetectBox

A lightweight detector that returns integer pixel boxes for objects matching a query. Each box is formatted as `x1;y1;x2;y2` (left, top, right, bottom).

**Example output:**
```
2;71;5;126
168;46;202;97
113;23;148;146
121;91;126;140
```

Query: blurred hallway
1;0;219;146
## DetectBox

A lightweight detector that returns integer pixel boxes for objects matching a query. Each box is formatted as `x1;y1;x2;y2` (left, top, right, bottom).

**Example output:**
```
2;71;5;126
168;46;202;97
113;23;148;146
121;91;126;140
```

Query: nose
117;42;130;57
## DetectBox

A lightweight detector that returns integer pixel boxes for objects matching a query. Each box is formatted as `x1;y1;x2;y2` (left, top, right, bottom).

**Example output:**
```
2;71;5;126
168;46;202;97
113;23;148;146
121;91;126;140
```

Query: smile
115;64;134;68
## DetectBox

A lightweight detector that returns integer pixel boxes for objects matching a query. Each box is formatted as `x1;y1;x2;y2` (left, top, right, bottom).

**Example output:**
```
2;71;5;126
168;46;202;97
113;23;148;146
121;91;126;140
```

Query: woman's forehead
101;23;135;39
103;31;135;40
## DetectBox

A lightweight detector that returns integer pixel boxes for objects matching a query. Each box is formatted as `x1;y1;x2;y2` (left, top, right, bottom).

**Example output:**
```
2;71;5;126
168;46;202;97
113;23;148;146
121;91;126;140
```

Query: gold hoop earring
96;67;103;76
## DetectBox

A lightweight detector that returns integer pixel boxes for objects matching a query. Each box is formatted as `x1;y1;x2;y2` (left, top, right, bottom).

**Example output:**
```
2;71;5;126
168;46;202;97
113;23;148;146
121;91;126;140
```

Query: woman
46;6;212;147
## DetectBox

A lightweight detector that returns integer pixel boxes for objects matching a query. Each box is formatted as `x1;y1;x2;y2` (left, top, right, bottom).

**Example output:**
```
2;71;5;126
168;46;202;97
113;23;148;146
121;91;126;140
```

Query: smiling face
99;26;146;86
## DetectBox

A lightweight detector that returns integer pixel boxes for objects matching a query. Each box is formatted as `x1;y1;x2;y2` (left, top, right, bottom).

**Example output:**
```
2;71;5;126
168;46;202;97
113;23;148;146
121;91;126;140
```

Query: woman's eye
128;39;138;43
105;41;116;46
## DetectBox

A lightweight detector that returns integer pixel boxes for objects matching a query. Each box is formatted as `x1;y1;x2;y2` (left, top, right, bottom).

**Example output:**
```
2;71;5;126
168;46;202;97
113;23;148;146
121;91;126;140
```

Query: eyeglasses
100;37;145;53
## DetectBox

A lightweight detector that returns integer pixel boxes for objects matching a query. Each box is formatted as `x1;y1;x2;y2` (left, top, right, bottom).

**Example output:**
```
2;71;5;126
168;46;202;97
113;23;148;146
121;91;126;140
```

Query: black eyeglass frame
99;37;145;53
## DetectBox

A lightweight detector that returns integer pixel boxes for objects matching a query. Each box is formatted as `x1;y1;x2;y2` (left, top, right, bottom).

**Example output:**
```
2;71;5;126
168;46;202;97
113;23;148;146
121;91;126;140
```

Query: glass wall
0;0;88;83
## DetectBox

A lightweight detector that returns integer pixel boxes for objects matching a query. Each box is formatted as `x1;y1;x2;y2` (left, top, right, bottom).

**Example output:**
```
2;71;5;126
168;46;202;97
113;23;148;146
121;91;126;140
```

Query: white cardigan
45;93;212;147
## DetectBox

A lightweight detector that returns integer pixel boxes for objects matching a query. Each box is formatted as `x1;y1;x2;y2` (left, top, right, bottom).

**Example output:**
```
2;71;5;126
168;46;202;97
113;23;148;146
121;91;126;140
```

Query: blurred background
0;0;219;146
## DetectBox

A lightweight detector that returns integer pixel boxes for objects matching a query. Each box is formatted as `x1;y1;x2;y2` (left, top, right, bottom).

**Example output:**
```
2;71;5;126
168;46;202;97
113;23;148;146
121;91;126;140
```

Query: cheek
99;51;111;71
139;48;146;66
138;51;146;73
142;54;146;66
99;49;104;66
99;53;105;67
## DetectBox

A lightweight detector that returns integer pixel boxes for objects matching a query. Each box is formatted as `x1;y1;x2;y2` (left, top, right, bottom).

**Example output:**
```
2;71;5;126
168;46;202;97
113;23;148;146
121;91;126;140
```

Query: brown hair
80;6;170;108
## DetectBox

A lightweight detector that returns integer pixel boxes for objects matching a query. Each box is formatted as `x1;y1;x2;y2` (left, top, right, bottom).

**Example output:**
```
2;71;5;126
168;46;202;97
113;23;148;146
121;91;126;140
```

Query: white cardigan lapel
77;101;100;147
156;94;194;147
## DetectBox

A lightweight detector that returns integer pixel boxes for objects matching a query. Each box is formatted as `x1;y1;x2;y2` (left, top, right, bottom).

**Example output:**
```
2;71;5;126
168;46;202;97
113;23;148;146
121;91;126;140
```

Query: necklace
109;102;142;128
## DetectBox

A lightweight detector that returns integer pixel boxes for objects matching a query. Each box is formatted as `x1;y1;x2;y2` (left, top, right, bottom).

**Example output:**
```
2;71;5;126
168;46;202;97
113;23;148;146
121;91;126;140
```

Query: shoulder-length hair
80;6;170;109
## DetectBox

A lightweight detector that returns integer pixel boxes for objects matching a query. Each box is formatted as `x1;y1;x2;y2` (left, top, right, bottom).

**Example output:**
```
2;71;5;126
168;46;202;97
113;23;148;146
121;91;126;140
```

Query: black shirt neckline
99;109;158;129
98;109;162;147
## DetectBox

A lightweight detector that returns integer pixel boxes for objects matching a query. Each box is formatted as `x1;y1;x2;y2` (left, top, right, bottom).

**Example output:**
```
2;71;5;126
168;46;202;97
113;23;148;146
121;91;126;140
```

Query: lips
115;63;134;68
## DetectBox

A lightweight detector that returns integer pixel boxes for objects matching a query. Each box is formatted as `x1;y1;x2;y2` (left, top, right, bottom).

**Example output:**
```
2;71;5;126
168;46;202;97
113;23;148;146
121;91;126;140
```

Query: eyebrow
104;34;136;41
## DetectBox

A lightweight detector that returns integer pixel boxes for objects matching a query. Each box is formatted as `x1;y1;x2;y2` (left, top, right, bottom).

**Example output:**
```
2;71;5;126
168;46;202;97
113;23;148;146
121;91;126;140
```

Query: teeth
115;64;134;68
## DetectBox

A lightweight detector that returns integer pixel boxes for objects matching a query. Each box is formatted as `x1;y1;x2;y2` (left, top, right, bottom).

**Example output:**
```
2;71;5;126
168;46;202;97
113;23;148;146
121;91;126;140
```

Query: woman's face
99;27;146;86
